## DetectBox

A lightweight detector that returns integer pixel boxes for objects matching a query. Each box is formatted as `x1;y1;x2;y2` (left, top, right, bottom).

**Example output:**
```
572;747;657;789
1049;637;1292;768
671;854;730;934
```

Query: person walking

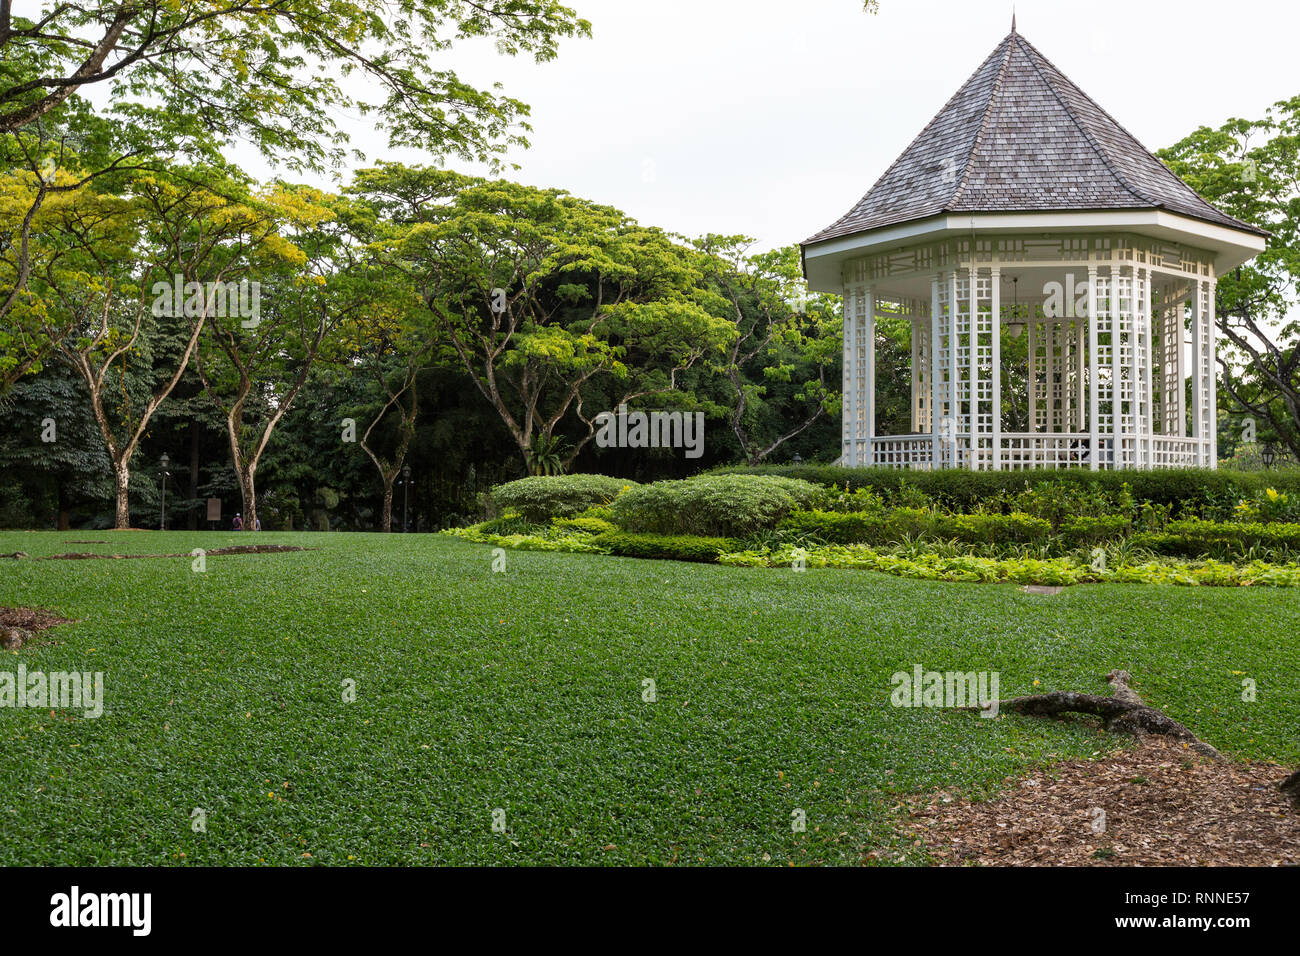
233;513;243;531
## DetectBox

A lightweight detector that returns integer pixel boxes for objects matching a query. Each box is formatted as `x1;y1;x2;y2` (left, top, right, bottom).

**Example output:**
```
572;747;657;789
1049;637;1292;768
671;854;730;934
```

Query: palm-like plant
528;433;570;476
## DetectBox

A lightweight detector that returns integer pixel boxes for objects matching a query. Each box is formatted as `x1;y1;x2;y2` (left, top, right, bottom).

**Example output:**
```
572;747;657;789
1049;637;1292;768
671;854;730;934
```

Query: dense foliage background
1;3;1296;532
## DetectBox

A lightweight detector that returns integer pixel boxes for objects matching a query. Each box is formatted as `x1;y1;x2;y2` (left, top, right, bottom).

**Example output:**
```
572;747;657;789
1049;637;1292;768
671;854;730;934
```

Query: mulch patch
908;737;1300;866
0;607;72;632
40;545;312;560
0;606;75;650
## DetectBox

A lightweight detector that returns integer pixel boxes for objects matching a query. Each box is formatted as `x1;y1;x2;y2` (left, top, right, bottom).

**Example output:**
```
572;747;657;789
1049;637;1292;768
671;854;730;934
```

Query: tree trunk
57;480;69;531
237;467;257;532
382;478;395;533
113;459;130;530
187;428;200;530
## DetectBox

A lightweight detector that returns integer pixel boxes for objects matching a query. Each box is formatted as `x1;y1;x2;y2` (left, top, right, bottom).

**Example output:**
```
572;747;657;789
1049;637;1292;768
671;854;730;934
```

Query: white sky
238;0;1300;252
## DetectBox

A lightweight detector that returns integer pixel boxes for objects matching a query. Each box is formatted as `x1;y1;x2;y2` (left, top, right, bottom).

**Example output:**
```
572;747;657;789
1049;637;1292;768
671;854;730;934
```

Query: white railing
870;435;935;469
865;433;1210;470
995;432;1091;470
1150;436;1205;469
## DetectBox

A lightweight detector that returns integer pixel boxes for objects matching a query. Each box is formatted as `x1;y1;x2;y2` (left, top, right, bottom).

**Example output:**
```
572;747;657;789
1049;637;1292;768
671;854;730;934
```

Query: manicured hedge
611;474;826;537
779;510;886;544
1059;515;1133;548
713;464;1300;512
1131;519;1300;559
490;474;637;522
778;508;1051;545
591;531;740;563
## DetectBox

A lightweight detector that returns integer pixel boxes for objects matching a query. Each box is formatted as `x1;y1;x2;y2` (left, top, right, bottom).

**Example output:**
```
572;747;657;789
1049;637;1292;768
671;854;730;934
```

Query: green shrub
490;474;637;522
715;541;1300;588
943;512;1052;544
592;531;739;563
779;510;887;543
777;508;1051;546
1132;519;1300;560
1059;515;1133;548
710;463;1300;515
884;507;936;541
1233;487;1300;523
474;512;536;535
1002;480;1119;526
442;527;609;554
611;474;826;537
553;516;618;535
819;486;888;514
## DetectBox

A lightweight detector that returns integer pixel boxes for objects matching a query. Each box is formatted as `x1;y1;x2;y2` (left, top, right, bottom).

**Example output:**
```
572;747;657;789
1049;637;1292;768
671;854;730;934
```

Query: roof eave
802;208;1268;290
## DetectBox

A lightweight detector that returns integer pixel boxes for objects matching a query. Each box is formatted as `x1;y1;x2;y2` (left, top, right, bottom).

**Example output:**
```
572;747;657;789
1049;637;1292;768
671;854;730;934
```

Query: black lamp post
159;452;170;530
1262;443;1277;469
401;463;412;533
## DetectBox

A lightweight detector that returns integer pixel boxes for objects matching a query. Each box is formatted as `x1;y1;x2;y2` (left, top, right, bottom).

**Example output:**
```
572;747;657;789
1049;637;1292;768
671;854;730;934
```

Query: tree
195;186;377;531
695;238;839;463
0;1;590;383
0;103;166;390
0;1;588;161
1159;97;1300;460
18;165;291;528
356;165;733;474
0;363;114;528
341;276;435;532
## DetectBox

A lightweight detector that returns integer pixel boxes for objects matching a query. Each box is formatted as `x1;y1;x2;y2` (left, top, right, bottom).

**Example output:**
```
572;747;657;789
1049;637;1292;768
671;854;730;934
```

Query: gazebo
802;21;1267;470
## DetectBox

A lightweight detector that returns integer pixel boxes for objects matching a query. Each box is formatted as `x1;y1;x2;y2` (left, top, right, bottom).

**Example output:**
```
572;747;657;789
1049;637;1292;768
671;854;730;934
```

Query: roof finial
1011;6;1017;33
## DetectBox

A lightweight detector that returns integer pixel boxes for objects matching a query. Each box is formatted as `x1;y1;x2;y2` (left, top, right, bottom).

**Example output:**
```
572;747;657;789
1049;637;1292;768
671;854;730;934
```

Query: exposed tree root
1283;768;1300;808
966;669;1224;761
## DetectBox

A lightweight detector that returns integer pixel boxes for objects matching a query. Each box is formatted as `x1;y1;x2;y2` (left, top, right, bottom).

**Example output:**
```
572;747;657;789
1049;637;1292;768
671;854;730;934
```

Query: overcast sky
238;0;1299;251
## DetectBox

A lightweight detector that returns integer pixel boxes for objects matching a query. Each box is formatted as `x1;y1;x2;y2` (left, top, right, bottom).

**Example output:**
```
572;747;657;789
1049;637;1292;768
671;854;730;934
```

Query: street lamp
401;463;412;533
1262;443;1277;469
159;452;170;531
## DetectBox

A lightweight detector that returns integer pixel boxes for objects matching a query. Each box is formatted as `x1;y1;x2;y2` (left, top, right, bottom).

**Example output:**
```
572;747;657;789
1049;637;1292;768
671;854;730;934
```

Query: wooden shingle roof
805;28;1267;245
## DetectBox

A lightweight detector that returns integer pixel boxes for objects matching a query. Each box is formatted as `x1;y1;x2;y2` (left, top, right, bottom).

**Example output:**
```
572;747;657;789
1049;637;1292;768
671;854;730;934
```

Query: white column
968;266;978;470
1026;317;1037;433
842;280;855;465
1047;321;1059;432
1201;274;1211;468
991;267;1002;470
948;270;960;466
910;316;920;433
1191;277;1204;463
930;275;942;470
1140;267;1153;469
865;287;876;467
1075;323;1086;432
1174;293;1186;437
1111;265;1124;468
1088;265;1100;470
1058;323;1070;432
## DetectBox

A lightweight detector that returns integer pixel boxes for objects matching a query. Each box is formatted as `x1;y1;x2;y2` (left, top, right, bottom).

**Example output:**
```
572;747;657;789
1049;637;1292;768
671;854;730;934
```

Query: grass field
1;530;1296;865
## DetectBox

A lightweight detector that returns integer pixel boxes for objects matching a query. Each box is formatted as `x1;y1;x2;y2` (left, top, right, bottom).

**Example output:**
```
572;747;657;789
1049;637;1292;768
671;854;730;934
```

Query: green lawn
1;530;1296;865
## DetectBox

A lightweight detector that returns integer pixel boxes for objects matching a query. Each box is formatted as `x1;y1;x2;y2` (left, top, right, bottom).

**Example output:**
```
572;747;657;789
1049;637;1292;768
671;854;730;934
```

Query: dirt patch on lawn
907;737;1300;866
41;545;312;560
1;606;74;650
